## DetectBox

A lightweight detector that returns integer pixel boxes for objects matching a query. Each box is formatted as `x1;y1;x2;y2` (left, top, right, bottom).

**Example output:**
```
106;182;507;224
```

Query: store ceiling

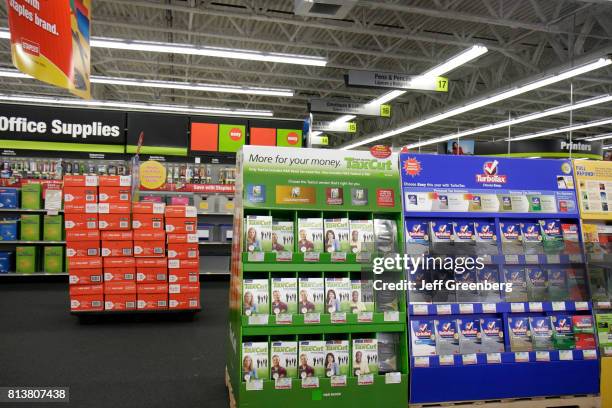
0;0;611;150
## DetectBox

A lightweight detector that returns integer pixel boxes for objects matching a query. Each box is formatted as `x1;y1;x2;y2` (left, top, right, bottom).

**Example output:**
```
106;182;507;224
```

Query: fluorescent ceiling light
402;94;612;149
343;56;612;149
604;145;612;150
0;68;294;97
367;90;406;106
584;132;612;141
311;131;323;137
508;117;612;142
0;94;273;117
0;28;326;67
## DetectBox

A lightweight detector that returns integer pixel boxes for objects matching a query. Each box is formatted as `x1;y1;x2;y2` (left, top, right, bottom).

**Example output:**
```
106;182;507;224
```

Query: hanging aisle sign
312;121;357;133
309;99;391;117
346;70;449;92
6;0;92;99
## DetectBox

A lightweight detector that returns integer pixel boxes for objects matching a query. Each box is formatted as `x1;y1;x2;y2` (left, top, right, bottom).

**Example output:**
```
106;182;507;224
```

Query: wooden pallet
225;366;237;408
410;395;600;408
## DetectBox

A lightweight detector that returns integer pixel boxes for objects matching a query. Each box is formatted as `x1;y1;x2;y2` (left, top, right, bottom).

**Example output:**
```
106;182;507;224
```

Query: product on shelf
521;221;544;254
547;267;569;301
0;187;19;208
20;214;41;240
323;218;350;253
508;317;533;351
529;316;553;350
409;268;432;303
242;279;269;316
350;280;374;312
458;318;482;354
169;282;201;309
296;218;323;253
104;281;137;311
526;267;547;301
43;215;63;241
405;220;429;256
431;268;455;303
567;268;588;301
589;267;611;301
349;219;375;255
572;315;596;350
0;251;13;273
298;340;325;378
67;240;100;257
540;219;564;253
352;338;378;376
429;220;453;255
473;221;499;255
271;220;293;252
137;283;168;310
270;341;298;379
455;269;478;303
16;246;37;273
373;218;398;255
21;183;42;209
324;277;351;313
500;221;523;255
410;319;436;356
65;213;98;230
242;342;269;382
270;277;297;315
137;257;168;283
480;318;505;353
69;283;104;311
245;215;272;252
551;315;575;350
377;332;399;373
375;271;401;312
434;319;459;355
0;218;18;240
325;340;349;377
43;246;64;274
503;267;528;302
297;277;324;313
595;314;612;354
561;223;581;254
477;267;501;302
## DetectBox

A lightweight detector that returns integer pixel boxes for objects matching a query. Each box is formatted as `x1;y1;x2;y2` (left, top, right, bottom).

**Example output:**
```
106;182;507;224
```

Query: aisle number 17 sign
346;70;449;92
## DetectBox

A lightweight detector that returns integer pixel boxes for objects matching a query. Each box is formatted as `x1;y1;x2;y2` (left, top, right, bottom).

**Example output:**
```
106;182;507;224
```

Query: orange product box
69;268;103;285
165;205;197;218
132;213;164;230
64;203;98;214
65;213;98;230
169;282;200;294
105;294;137;311
98;214;131;230
104;281;137;295
68;257;103;270
64;186;98;204
101;231;133;241
103;257;136;268
70;294;104;311
167;233;198;244
136;257;167;268
168;268;198;284
66;230;100;241
136;267;167;283
134;230;165;241
169;292;200;310
132;202;165;214
104;267;136;282
168;258;199;269
63;175;98;187
70;284;104;296
137;283;169;294
165;218;196;234
137;293;168;310
101;240;133;257
167;243;199;259
134;240;165;257
98;202;131;214
99;186;131;203
99;175;131;187
67;241;100;257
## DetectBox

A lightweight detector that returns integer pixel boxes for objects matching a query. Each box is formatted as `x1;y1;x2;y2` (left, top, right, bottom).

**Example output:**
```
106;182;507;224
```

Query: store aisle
0;280;229;408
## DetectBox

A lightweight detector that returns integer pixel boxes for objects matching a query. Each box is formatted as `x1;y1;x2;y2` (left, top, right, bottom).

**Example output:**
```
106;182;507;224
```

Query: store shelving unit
226;146;408;407
400;153;600;404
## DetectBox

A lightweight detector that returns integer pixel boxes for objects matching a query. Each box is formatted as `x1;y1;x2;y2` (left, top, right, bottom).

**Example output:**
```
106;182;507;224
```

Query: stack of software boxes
166;205;201;309
66;175;104;311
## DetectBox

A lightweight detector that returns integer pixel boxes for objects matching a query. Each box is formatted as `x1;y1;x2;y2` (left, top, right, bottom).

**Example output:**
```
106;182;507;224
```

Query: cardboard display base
409;395;599;408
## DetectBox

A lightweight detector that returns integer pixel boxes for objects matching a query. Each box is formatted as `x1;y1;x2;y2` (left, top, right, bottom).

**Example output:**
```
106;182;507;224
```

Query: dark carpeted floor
0;279;229;408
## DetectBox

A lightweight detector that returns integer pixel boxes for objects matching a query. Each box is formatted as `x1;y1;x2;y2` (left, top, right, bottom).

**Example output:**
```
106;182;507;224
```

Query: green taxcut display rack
226;146;408;407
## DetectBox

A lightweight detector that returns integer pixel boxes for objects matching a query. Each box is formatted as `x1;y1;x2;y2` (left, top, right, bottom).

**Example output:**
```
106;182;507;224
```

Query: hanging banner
312;121;357;133
346;70;449;92
309;99;391;117
6;0;91;99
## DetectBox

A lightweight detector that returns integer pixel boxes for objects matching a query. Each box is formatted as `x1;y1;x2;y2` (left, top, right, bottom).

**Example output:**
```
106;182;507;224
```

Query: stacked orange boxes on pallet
166;205;201;310
66;175;103;311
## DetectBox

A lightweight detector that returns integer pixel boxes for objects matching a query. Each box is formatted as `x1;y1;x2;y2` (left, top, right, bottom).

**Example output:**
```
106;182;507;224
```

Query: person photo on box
271;290;288;314
243;291;257;315
326;230;341;252
349;290;366;313
326;289;340;313
350;230;361;253
242;355;258;381
299;290;316;313
325;353;340;377
271;355;287;379
298;229;314;252
271;232;285;252
298;353;315;378
353;351;370;376
246;227;262;252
